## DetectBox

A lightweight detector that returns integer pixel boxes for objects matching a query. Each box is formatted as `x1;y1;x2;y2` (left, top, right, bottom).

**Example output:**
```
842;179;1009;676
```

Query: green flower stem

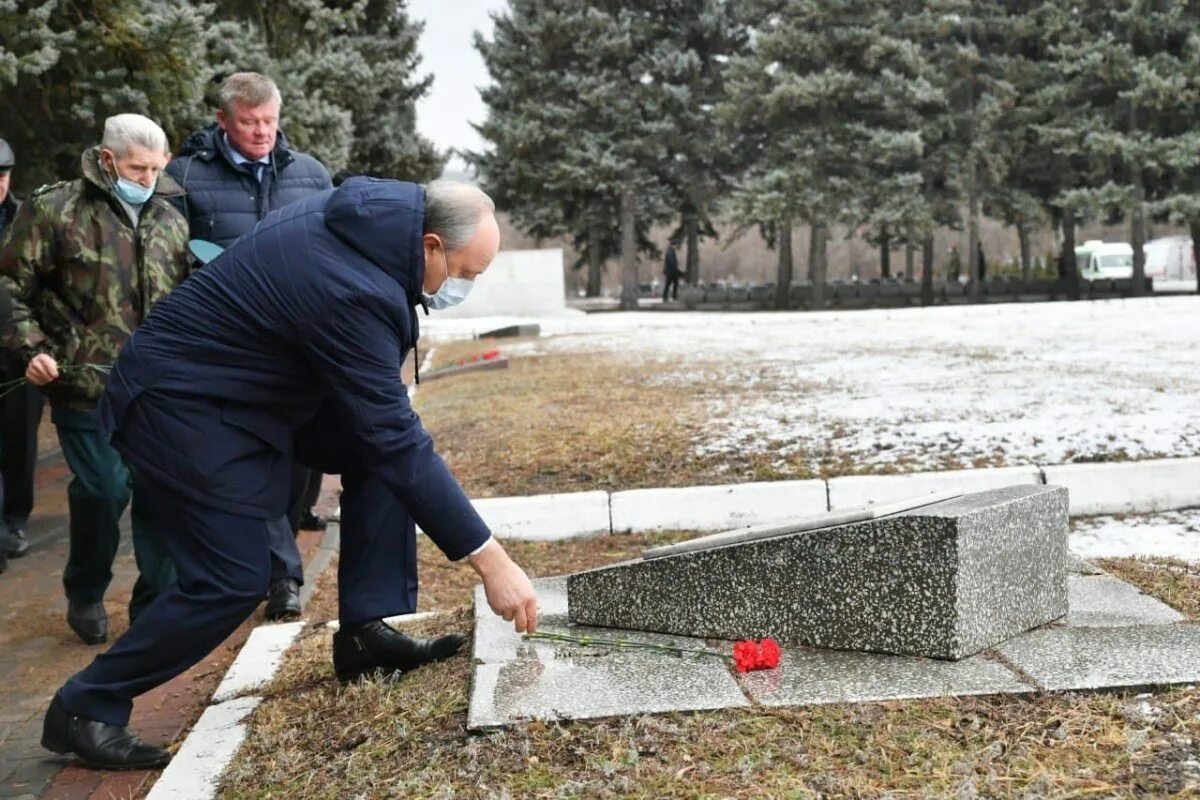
0;362;114;400
522;630;730;662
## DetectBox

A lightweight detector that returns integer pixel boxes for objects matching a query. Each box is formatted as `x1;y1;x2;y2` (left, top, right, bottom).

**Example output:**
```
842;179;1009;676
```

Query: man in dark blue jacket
41;178;539;770
166;72;335;621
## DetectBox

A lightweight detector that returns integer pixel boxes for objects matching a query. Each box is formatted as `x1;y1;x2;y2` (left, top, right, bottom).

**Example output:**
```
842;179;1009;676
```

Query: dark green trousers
54;408;175;621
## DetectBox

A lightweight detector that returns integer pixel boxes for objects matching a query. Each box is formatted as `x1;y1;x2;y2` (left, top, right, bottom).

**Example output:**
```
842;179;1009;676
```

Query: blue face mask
424;275;474;310
114;176;154;205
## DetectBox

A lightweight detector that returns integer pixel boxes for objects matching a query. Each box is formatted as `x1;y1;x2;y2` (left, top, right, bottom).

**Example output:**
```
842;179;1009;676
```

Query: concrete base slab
997;625;1200;691
1065;575;1185;628
739;646;1033;707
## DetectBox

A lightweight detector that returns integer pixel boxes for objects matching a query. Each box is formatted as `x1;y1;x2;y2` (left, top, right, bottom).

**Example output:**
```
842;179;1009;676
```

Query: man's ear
216;108;227;131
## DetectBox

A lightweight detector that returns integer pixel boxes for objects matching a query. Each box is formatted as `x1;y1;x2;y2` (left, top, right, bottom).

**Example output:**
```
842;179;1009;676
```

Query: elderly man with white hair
0;113;191;645
40;177;539;770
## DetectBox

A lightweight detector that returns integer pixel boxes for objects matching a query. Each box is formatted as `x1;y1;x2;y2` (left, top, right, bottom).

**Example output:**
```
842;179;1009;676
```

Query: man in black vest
166;73;333;619
0;138;42;572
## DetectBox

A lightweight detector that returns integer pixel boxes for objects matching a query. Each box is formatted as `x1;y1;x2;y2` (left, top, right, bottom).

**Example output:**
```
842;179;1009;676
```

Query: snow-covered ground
425;296;1200;474
1071;509;1200;561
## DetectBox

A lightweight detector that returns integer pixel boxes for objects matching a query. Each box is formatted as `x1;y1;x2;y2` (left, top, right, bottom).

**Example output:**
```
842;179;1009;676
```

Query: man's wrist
467;537;505;577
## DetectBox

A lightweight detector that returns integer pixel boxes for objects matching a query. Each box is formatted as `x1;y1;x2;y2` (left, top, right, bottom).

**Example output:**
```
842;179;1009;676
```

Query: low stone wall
677;277;1156;311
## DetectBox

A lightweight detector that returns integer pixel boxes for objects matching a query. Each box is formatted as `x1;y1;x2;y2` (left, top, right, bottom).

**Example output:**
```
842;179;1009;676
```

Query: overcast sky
408;0;510;173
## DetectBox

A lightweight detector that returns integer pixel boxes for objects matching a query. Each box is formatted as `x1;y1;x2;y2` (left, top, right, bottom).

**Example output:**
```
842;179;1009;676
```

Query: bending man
42;178;538;770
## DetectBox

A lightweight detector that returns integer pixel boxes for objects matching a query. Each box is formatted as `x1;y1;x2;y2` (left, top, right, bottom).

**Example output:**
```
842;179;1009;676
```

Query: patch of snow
424;298;1200;473
1071;508;1200;560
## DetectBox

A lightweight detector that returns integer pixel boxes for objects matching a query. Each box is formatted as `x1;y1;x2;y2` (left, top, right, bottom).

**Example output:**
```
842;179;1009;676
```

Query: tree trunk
1191;216;1200;295
1061;213;1080;301
618;190;639;311
807;222;819;282
967;159;981;303
921;235;934;306
811;221;827;309
685;216;700;285
586;221;603;298
905;243;915;280
775;220;793;310
1131;167;1147;296
1018;221;1032;282
879;224;891;279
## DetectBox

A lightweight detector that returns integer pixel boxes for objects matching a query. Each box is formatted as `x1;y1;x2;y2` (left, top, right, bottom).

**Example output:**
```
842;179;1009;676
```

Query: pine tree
0;0;211;189
473;1;681;302
722;0;939;309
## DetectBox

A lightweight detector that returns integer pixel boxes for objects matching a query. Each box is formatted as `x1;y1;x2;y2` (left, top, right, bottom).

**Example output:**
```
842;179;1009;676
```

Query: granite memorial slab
996;625;1200;692
568;485;1069;660
468;579;748;730
738;645;1034;707
1064;574;1185;628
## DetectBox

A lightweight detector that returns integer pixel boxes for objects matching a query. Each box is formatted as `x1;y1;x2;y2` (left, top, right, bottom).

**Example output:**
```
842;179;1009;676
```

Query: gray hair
219;72;282;114
101;114;168;157
424;180;495;251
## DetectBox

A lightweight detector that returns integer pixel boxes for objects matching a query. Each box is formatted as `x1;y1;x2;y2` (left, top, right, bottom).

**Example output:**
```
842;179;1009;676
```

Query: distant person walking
662;242;682;302
0;138;43;573
0;115;189;640
166;72;333;621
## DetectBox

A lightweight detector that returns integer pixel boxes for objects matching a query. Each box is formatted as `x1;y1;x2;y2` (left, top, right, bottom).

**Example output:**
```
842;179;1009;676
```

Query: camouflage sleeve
0;198;53;358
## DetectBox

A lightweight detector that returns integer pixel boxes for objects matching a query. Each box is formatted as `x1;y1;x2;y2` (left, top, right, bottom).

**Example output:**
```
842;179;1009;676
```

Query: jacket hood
81;145;184;199
176;123;295;167
323;177;426;298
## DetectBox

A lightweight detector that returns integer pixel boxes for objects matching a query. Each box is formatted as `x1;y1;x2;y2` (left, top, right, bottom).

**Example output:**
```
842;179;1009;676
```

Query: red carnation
732;638;783;673
732;640;760;673
758;638;781;669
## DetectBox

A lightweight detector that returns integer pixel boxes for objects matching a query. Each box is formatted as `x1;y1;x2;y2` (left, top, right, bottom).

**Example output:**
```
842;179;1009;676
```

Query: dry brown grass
416;349;827;498
222;542;1200;799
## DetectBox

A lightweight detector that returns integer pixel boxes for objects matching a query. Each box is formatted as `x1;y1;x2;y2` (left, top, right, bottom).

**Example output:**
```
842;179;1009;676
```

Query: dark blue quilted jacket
165;124;332;247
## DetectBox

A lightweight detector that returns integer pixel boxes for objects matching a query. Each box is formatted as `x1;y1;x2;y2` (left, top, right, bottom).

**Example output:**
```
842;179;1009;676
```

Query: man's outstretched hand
468;539;539;633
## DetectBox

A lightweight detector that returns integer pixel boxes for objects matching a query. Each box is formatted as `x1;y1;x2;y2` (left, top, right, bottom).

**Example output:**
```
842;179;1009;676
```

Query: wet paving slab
469;564;1200;729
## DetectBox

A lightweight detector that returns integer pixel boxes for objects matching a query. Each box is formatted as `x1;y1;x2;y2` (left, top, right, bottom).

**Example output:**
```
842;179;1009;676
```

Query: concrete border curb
473;457;1200;541
1043;457;1200;516
610;479;827;533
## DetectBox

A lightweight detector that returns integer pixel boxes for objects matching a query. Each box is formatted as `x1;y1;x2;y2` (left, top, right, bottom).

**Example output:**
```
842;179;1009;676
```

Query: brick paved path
0;448;337;799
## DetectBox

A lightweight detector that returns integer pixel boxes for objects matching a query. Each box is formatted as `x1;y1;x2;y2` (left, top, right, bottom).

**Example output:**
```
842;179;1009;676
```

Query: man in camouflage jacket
0;114;191;645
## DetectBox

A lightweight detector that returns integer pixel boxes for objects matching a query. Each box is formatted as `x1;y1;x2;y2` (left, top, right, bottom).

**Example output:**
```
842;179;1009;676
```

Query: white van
1078;242;1133;281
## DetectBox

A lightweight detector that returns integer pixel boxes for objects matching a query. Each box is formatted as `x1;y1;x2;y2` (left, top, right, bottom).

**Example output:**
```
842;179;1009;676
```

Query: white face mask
424;275;474;310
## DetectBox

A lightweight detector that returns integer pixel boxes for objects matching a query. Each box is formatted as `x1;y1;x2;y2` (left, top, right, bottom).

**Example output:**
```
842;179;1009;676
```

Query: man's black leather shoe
5;528;29;558
42;693;170;770
67;600;108;645
333;620;465;683
265;578;302;621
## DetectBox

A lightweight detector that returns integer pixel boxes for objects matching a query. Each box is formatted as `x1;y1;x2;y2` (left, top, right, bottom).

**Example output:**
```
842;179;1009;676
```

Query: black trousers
0;360;44;532
59;468;416;726
662;275;680;302
287;463;324;533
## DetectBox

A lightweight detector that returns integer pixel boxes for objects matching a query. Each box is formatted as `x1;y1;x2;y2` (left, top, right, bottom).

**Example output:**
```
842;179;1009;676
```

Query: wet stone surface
1064;574;1185;628
568;485;1069;660
738;646;1034;707
469;580;747;729
997;625;1200;692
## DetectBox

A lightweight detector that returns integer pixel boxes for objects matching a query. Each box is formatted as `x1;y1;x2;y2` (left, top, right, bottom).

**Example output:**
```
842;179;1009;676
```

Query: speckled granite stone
567;485;1069;660
1065;574;1185;628
997;625;1200;691
738;645;1034;707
